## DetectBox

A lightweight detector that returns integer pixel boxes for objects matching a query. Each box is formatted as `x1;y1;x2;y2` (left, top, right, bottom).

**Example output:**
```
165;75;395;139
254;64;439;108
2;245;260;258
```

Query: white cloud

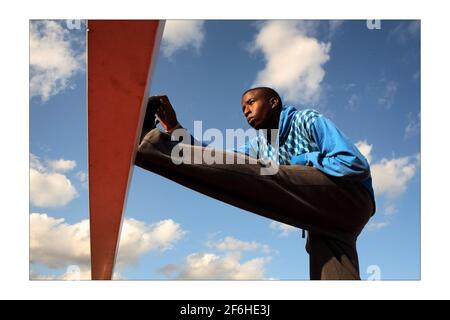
47;158;77;172
116;218;187;266
159;234;273;280
30;153;46;172
76;171;88;188
269;221;298;237
371;155;418;199
367;221;390;231
30;20;84;102
378;81;398;109
384;203;399;216
404;112;420;139
249;21;331;104
161;20;205;58
30;267;91;281
355;141;419;229
30;213;187;277
30;153;79;207
389;21;420;44
76;171;87;182
327;20;344;38
160;252;270;280
30;168;78;207
30;267;121;281
30;213;90;268
372;154;418;220
357;141;418;198
344;83;356;91
347;93;359;111
206;236;270;254
355;140;373;164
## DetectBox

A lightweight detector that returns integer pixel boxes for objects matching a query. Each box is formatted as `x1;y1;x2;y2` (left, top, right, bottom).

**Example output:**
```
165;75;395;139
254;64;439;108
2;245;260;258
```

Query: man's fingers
149;95;169;108
156;107;165;119
152;95;169;104
151;95;167;99
149;95;177;130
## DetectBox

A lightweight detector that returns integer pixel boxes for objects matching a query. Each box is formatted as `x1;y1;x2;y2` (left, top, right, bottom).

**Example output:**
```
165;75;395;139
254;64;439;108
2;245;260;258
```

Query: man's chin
249;120;260;129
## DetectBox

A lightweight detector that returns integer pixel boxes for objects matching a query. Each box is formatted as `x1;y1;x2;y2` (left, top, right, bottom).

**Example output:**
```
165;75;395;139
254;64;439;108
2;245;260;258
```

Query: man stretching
135;87;375;280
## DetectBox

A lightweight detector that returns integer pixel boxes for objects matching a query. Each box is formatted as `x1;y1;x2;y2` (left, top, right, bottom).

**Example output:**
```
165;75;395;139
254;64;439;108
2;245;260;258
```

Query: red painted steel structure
87;20;164;280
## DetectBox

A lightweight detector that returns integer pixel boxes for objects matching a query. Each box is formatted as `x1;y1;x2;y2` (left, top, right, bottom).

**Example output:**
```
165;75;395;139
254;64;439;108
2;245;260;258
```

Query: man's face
241;90;277;129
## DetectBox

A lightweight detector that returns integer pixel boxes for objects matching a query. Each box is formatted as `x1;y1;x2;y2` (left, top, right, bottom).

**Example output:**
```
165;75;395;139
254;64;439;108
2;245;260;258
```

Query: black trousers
135;128;374;280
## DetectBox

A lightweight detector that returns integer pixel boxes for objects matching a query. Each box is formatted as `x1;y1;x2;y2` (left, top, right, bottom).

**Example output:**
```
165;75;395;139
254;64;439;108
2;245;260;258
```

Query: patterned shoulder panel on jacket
293;109;321;144
256;109;322;165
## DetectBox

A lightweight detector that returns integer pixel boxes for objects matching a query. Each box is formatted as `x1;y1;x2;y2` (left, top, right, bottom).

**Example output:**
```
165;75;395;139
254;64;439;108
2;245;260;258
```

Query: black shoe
139;96;161;142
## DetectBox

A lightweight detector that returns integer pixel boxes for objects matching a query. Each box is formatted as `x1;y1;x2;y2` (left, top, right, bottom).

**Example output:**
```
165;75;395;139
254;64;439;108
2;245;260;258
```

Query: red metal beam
87;20;164;280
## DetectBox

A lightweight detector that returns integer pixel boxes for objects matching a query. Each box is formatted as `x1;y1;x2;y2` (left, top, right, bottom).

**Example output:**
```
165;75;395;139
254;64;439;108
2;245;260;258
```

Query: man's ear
269;97;279;110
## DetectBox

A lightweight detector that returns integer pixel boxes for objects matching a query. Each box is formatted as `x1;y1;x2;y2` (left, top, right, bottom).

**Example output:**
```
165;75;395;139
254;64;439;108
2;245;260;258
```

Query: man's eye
249;100;255;105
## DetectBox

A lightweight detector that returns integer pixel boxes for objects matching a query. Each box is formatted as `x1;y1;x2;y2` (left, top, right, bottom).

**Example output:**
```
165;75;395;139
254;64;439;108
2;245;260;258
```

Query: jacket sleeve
230;137;259;159
290;115;370;181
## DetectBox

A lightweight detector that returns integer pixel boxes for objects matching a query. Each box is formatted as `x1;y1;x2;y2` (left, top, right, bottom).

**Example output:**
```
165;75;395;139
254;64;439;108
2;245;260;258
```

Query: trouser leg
135;129;374;279
306;231;361;280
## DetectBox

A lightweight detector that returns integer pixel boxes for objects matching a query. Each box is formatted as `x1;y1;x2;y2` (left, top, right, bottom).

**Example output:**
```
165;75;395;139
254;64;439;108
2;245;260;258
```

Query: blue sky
29;20;420;280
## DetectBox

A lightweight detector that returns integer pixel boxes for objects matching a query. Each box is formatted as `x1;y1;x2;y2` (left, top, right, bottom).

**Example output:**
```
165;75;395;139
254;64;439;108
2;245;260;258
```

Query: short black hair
242;87;282;109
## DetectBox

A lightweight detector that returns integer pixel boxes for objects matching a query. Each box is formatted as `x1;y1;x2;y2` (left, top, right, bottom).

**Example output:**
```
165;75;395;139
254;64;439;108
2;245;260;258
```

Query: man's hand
152;95;180;133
